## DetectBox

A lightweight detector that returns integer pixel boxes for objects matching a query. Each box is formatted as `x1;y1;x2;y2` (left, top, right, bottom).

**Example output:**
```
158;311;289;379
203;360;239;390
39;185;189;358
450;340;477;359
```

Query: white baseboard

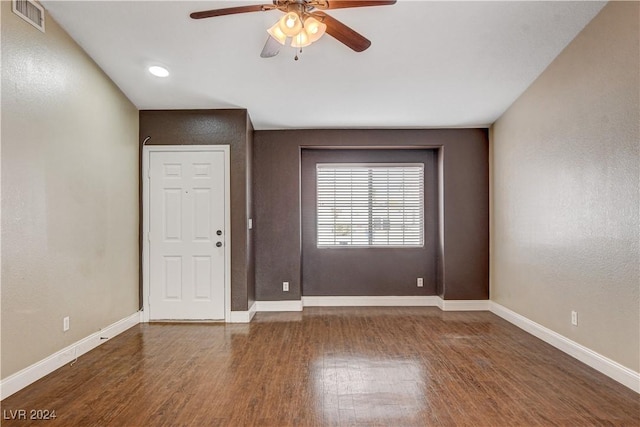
0;311;141;400
490;302;640;394
248;301;257;320
302;295;441;307
228;302;258;323
438;299;491;311
255;300;303;312
251;296;491;310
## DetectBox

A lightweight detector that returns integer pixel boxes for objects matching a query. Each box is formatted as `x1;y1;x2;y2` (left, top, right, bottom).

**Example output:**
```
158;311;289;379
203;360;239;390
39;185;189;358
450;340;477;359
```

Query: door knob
216;242;223;248
216;230;222;236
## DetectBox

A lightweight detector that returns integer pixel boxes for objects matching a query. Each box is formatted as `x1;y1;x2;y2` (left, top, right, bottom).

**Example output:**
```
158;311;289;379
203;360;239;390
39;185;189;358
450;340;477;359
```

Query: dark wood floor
2;307;638;426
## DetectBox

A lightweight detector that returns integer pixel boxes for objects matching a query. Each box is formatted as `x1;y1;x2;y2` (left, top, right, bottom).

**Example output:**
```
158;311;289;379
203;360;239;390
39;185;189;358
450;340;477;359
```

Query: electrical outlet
571;311;578;326
417;278;424;287
283;281;289;292
63;316;70;332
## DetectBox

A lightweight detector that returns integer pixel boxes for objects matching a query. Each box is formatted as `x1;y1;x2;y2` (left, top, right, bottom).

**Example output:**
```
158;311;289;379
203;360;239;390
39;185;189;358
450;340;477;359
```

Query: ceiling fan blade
190;4;275;19
323;1;396;10
260;36;282;58
312;11;371;52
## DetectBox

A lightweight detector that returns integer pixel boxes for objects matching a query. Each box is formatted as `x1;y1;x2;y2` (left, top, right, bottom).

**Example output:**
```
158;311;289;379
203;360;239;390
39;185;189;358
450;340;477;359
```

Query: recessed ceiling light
148;65;169;77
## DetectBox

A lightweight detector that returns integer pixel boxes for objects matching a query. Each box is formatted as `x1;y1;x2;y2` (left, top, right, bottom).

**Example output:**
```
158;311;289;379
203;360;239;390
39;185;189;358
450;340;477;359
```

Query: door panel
149;150;226;320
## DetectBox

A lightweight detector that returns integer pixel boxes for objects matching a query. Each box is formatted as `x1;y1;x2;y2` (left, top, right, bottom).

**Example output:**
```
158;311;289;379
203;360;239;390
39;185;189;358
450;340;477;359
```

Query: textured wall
139;110;255;311
301;149;438;296
491;1;639;371
1;3;139;378
254;129;489;301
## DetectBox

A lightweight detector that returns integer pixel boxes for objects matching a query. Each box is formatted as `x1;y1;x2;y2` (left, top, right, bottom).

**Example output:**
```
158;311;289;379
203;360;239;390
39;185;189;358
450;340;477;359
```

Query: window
317;163;424;247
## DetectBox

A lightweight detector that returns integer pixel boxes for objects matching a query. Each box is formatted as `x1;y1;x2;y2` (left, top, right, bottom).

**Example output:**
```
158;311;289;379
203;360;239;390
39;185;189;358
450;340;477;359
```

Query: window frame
316;162;425;249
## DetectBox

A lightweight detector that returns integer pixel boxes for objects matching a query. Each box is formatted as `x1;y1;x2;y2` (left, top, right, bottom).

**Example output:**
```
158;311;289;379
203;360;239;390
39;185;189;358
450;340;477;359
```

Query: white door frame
142;145;231;323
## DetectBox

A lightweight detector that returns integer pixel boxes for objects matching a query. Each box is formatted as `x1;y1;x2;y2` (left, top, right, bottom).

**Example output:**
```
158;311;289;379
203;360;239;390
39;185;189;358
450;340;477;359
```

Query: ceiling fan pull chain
294;47;303;61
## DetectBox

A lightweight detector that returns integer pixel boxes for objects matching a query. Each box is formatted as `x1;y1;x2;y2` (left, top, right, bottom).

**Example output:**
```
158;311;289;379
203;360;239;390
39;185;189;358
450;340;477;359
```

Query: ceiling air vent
12;0;45;33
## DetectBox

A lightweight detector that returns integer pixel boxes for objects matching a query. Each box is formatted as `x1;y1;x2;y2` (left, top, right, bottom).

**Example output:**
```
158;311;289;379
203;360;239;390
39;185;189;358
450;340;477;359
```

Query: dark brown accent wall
301;149;438;296
139;109;255;311
246;118;255;308
253;129;489;301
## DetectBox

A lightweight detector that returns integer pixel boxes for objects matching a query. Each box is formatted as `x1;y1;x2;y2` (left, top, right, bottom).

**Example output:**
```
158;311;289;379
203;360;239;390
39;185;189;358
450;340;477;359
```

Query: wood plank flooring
2;307;638;426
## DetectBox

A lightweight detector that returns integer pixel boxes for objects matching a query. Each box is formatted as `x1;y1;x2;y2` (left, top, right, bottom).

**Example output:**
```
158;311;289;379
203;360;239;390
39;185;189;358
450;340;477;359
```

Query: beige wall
1;2;139;378
491;1;639;371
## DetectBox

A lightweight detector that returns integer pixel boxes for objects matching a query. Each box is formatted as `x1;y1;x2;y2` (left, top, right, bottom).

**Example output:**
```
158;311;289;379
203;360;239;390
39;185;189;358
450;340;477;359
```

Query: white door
148;150;226;320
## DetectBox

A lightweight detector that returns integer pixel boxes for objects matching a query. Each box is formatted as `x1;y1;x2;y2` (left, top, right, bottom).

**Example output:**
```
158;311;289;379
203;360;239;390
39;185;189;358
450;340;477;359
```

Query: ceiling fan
190;0;397;58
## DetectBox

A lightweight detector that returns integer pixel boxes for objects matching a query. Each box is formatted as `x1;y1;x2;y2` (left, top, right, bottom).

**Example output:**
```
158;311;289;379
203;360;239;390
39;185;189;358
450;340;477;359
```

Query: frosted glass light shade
304;17;326;43
267;22;287;45
291;28;311;48
278;12;302;37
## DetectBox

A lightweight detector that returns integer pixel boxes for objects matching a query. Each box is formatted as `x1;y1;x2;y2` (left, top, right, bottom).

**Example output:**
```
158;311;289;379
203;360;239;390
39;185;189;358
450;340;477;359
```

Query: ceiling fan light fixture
303;17;326;43
278;11;302;37
190;0;397;57
291;27;311;48
267;21;287;45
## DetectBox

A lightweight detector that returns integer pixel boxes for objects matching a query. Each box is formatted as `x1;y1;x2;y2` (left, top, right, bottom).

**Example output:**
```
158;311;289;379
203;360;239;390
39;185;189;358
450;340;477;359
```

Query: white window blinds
317;164;424;247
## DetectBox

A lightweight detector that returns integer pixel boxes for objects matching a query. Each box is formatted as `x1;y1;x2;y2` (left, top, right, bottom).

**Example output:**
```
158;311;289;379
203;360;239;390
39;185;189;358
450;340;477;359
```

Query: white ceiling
41;1;606;130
